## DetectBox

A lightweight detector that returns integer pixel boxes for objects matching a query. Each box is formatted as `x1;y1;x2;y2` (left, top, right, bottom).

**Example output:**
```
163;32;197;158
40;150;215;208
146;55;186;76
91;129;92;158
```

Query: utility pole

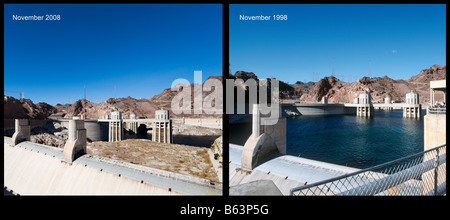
313;72;318;82
84;85;86;100
332;57;335;77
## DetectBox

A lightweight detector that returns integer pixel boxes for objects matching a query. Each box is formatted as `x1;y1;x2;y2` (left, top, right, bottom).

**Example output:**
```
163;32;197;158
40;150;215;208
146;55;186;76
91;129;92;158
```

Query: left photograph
4;4;223;195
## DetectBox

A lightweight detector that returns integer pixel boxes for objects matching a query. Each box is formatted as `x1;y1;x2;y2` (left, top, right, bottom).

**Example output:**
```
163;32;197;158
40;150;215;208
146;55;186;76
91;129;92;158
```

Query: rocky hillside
3;65;445;120
229;71;294;100
228;65;445;104
57;97;160;119
59;75;223;119
291;81;314;99
282;64;445;104
334;64;446;104
148;75;223;117
406;64;446;103
3;96;56;119
299;75;410;103
4;75;223;120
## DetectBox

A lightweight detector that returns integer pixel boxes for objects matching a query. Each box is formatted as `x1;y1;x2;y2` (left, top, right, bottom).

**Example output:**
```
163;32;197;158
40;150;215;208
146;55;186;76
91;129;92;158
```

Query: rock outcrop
3;65;446;121
55;76;223;119
3;96;56;119
280;65;446;104
227;65;445;105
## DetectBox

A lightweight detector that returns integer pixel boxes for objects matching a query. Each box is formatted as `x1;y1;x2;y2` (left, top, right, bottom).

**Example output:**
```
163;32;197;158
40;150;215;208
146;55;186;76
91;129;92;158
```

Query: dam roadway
282;91;422;117
281;102;421;116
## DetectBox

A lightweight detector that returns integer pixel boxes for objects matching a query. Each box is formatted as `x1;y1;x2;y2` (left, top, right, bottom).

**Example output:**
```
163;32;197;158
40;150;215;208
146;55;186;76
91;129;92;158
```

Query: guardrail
290;144;446;196
427;107;446;115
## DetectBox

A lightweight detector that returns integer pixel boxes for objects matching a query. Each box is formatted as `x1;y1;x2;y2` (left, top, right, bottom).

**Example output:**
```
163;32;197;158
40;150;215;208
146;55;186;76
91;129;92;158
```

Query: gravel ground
87;139;219;182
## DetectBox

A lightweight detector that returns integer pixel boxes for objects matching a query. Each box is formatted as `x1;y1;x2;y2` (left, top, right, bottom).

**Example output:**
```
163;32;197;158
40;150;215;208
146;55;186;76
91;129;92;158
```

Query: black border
2;2;449;218
222;1;230;197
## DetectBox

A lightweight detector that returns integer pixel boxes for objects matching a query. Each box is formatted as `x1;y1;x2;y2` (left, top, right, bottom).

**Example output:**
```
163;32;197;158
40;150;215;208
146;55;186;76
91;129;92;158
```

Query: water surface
229;110;425;169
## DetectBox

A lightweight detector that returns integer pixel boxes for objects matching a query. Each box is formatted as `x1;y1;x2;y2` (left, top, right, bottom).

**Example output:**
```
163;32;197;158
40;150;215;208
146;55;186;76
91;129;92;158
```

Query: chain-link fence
290;144;446;196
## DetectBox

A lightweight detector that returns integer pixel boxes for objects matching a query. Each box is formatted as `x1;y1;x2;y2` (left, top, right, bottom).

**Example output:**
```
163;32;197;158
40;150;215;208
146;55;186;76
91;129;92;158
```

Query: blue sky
4;4;222;105
230;4;446;84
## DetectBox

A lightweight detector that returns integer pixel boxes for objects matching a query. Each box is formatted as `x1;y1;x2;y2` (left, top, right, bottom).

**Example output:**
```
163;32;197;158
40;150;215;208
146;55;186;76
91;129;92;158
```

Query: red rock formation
57;75;223;119
290;65;446;104
3;96;56;119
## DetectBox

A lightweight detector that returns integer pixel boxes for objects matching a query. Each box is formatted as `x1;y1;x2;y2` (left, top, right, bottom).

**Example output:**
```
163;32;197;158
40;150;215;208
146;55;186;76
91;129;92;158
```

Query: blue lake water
229;109;425;169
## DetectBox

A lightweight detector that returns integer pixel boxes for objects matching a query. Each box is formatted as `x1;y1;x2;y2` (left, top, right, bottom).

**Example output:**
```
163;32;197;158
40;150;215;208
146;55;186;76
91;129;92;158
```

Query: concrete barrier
241;104;286;170
183;117;222;129
63;119;86;162
59;119;108;141
12;119;30;146
242;133;279;170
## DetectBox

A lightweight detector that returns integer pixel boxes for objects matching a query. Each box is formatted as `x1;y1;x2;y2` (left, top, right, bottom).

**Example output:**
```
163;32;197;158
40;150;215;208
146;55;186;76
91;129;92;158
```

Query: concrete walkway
229;144;360;195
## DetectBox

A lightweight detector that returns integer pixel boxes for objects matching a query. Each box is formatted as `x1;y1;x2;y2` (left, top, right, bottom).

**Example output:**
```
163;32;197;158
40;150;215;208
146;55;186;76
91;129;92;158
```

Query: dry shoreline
87;139;220;182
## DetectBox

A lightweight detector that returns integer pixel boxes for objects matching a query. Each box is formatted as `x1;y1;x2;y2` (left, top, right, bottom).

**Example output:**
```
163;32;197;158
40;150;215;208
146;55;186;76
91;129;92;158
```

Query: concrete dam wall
4;137;221;195
60;119;108;141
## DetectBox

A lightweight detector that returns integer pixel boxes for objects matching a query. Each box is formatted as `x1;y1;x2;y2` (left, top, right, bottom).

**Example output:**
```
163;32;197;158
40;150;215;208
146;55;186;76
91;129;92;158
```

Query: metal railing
290;144;446;196
427;107;446;115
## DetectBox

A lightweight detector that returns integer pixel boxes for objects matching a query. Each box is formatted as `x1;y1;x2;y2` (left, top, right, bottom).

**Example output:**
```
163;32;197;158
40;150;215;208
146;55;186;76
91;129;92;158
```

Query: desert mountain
3;96;56;119
60;75;222;119
320;64;446;104
244;64;446;104
3;65;445;120
4;75;223;120
56;97;160;119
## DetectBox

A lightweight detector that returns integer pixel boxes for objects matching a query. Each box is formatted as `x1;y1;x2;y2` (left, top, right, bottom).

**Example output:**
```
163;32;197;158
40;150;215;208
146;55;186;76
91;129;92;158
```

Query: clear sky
4;4;222;105
230;4;446;84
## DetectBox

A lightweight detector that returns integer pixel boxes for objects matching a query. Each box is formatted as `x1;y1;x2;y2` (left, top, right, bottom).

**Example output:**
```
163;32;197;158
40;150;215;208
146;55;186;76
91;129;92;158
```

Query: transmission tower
114;84;116;99
332;57;335;76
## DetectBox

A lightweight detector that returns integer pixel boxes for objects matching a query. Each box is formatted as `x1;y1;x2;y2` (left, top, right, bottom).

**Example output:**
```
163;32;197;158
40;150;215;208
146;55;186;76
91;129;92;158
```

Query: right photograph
228;4;446;196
